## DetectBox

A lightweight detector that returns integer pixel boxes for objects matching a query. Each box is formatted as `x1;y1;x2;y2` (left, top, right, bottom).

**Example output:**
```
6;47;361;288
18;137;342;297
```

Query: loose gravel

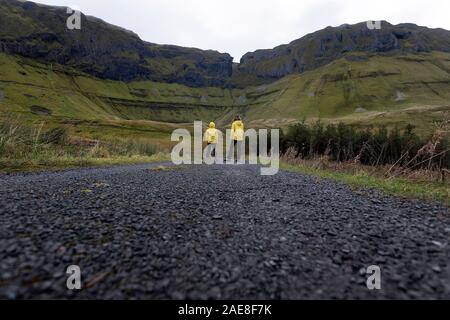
0;163;449;299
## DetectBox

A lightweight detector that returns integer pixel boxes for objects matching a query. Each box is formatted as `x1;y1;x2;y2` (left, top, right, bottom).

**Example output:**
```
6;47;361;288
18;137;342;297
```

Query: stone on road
0;164;449;299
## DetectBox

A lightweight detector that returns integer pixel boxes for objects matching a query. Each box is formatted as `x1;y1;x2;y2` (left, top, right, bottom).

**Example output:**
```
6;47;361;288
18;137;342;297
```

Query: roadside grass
0;116;171;173
146;164;190;172
281;161;450;206
0;153;170;173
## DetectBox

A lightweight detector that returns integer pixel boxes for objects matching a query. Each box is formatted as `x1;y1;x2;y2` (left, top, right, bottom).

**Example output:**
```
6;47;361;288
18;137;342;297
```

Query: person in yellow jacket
232;116;245;141
204;122;219;159
228;115;245;163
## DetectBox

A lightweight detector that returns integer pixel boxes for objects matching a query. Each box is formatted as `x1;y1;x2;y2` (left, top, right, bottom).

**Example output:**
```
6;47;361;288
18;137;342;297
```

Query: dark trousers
227;140;244;163
207;143;216;157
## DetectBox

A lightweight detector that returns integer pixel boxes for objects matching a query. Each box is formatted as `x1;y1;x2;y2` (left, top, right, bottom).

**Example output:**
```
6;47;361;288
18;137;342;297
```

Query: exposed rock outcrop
0;0;233;87
2;1;450;88
237;21;450;82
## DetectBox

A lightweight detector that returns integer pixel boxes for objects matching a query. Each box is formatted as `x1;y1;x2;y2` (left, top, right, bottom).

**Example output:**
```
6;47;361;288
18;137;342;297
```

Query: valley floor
0;163;449;299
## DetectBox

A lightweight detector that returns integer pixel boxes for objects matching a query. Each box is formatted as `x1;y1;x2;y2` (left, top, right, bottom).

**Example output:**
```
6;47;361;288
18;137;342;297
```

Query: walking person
227;115;245;164
204;122;218;162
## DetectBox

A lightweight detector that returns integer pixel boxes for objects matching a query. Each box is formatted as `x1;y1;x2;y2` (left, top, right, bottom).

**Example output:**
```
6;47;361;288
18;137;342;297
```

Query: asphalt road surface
0;163;449;299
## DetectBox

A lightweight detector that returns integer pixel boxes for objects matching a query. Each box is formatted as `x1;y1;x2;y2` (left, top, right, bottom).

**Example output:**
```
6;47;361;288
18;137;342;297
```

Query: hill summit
2;0;450;88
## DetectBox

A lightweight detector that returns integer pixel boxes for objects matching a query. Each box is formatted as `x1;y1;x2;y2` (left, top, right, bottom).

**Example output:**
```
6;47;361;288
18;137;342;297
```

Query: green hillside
230;51;450;135
0;0;449;144
1;50;450;143
0;52;244;147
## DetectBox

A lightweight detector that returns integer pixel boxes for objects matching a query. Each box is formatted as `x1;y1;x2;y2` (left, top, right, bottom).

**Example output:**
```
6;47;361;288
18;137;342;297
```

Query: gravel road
0;163;449;299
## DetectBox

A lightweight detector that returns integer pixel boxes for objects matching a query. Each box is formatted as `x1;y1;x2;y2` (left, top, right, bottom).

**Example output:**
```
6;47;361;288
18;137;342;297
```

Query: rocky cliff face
0;0;233;87
237;21;450;82
2;0;450;88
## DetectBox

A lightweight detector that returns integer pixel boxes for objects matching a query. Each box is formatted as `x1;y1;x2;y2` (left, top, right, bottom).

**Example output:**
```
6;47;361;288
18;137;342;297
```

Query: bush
39;127;68;145
107;139;159;157
281;121;449;170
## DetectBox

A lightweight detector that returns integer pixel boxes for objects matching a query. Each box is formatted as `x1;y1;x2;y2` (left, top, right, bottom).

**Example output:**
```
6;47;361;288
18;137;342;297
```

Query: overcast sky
36;0;450;62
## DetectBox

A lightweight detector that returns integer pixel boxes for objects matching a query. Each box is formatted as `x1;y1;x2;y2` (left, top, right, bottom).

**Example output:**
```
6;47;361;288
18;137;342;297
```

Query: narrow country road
0;163;449;299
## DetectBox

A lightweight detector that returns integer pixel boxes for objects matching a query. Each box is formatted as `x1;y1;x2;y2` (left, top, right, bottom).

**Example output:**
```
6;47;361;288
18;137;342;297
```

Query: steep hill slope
3;0;450;89
0;52;245;121
237;21;450;85
0;0;449;140
0;0;233;87
228;51;450;134
1;50;449;137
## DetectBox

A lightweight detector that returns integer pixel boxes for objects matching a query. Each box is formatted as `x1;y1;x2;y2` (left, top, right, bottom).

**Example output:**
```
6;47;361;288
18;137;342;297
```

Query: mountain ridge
237;21;450;84
2;0;450;88
1;0;450;139
0;0;234;87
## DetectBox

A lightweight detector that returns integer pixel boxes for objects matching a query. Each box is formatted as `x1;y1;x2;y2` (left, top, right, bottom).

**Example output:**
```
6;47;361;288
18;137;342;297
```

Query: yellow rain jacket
204;122;219;144
231;120;245;141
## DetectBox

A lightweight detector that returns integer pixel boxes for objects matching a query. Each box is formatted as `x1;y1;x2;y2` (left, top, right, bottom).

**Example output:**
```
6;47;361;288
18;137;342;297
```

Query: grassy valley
236;51;450;134
0;53;243;150
1;50;450;173
2;50;450;132
0;2;449;184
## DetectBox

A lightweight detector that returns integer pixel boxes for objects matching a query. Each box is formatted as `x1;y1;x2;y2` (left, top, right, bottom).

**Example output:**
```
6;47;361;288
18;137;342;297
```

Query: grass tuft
0;117;170;173
281;161;450;206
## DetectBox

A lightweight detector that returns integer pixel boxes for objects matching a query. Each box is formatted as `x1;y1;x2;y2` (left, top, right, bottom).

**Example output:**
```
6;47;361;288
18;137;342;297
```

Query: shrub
39;127;68;145
281;121;449;170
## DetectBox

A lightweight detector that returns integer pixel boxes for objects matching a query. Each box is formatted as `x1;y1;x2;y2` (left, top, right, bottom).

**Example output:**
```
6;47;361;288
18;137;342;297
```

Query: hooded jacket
204;122;219;144
231;120;245;141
